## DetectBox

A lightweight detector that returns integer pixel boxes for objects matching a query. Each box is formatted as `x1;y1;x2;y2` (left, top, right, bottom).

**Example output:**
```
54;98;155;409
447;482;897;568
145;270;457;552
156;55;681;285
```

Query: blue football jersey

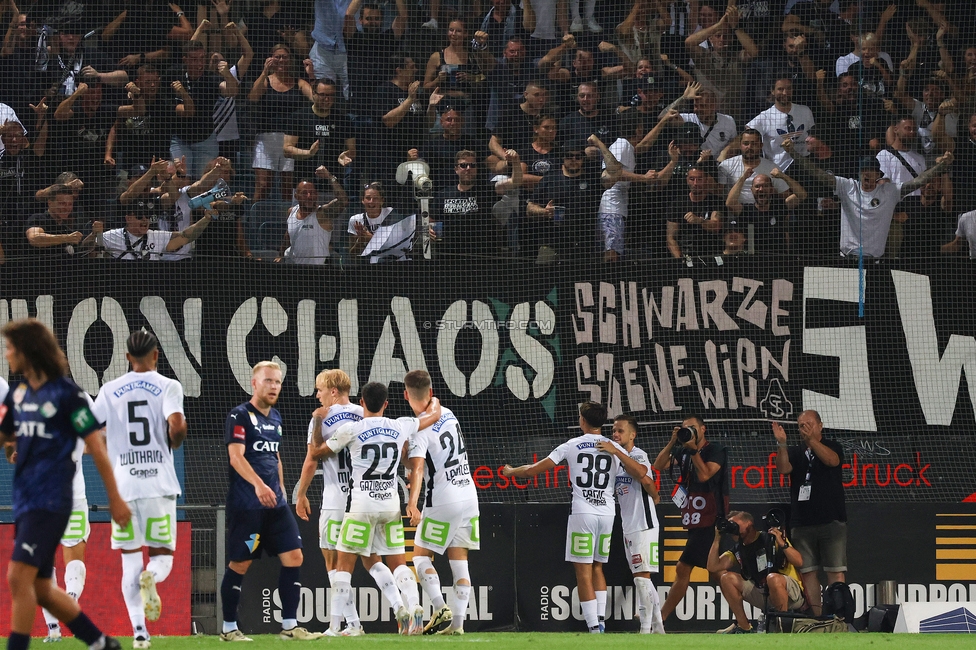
224;402;285;510
0;377;99;518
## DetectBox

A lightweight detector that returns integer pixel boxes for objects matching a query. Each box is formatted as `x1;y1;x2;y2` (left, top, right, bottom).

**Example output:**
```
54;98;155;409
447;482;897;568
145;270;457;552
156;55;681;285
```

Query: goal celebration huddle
1;317;678;645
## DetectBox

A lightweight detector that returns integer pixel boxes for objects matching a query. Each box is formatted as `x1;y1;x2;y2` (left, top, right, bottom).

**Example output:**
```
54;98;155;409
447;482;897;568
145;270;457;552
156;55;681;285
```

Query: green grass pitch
11;634;973;649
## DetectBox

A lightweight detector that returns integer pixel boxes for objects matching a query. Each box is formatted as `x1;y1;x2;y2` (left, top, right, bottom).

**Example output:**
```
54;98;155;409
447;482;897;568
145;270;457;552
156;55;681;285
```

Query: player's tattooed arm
310;407;327;446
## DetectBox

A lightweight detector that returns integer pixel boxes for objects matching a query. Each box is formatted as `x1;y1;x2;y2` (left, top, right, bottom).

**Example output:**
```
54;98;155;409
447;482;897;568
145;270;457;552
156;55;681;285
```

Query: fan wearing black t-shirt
667;165;723;258
417;106;485;187
526;135;622;262
559;81;617;157
488;81;549;171
430;149;522;258
284;80;355;188
725;166;806;255
345;1;406;115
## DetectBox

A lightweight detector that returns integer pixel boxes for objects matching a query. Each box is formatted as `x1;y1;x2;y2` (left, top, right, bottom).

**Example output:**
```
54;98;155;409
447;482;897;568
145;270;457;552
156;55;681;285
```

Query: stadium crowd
1;0;976;264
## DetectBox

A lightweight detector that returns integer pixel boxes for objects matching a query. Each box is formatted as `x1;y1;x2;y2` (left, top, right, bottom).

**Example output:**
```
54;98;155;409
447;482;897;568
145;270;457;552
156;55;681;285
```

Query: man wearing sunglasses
430;149;522;258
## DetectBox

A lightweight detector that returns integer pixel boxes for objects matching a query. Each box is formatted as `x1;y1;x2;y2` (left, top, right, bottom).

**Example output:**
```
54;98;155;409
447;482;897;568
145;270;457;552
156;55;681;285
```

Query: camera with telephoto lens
716;517;740;535
676;425;697;444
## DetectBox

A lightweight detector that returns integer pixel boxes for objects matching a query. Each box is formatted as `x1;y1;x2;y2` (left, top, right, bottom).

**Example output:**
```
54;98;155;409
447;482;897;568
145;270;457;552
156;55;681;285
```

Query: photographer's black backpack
822;582;856;622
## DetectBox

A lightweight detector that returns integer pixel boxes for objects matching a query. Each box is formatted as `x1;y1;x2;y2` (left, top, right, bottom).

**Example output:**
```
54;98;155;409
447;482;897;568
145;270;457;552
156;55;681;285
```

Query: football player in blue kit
0;318;130;650
218;361;322;641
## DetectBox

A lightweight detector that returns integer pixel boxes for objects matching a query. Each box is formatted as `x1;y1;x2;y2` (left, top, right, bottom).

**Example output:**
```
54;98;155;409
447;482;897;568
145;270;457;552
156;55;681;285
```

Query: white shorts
414;498;481;555
253;132;295;172
318;508;344;550
61;498;90;547
336;510;405;556
565;513;613;564
624;528;660;574
111;496;177;551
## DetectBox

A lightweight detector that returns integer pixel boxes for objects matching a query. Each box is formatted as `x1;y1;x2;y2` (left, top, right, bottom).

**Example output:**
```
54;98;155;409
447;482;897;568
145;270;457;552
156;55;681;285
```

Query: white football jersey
334;416;418;512
547;433;621;516
615;445;659;535
306;403;363;510
408;407;477;507
91;370;184;500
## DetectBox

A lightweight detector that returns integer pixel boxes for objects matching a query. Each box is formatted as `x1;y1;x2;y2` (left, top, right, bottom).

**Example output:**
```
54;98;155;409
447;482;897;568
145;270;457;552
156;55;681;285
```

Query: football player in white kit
295;369;365;635
503;402;633;633
597;414;664;634
316;381;442;636
404;370;479;636
90;331;186;649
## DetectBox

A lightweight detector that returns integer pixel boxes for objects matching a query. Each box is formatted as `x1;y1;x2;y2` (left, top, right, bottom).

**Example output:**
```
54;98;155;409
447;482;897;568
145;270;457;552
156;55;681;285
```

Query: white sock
413;556;446;609
581;599;600;631
222;621;238;633
344;588;360;627
368;562;404;611
393;564;420;610
634;577;652;633
42;606;60;631
282;618;297;631
64;560;86;600
42;567;61;631
327;569;358;626
330;571;351;632
595;590;607;624
146;555;173;583
449;560;471;630
649;580;665;634
121;552;147;633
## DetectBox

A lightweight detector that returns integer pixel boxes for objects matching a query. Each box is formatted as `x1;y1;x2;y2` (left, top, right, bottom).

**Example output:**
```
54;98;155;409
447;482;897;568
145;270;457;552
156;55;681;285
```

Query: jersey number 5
128;400;150;446
362;442;398;480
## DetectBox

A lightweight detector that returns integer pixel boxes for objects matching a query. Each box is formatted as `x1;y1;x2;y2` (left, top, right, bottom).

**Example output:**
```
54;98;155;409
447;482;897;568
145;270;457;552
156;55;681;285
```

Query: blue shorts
226;507;303;562
12;510;71;579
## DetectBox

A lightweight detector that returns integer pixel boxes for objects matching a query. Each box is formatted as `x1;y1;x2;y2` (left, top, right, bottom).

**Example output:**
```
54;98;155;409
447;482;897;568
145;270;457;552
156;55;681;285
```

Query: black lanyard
122;231;149;260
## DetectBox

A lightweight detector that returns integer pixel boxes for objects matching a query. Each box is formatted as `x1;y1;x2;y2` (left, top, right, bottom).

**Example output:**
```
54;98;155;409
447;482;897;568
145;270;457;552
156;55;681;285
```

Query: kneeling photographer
707;510;805;633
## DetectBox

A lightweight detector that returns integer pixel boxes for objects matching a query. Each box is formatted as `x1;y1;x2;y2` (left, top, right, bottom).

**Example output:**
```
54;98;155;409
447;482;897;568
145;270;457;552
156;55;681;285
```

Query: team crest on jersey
13;384;26;405
40;402;57;418
631;554;643;566
249;412;259;427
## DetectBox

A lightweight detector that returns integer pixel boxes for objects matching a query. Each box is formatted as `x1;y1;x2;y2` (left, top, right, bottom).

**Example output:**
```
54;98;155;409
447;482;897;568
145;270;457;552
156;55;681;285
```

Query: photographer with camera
707;511;805;633
772;410;847;615
652;416;729;626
